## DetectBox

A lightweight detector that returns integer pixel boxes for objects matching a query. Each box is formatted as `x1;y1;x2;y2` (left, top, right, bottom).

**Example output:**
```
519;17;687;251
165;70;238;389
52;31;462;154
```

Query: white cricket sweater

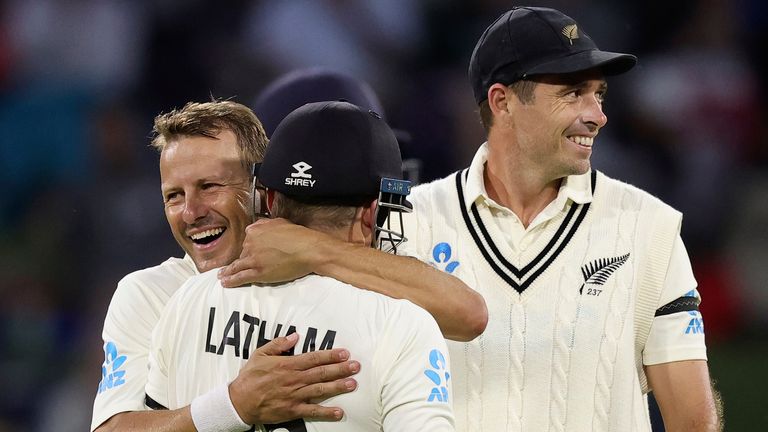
400;146;706;432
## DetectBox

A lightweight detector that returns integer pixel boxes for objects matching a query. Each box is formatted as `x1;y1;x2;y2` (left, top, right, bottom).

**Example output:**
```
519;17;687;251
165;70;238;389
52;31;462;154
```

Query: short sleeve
643;236;707;365
376;302;455;431
91;277;166;430
144;294;178;409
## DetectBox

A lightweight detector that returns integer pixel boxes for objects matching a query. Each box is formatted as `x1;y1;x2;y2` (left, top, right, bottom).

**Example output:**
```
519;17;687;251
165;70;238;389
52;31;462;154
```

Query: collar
463;142;594;214
183;254;201;275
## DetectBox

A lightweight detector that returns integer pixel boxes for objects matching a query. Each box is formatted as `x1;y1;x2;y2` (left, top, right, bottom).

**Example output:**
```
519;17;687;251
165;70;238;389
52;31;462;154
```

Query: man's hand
219;218;327;286
229;332;360;424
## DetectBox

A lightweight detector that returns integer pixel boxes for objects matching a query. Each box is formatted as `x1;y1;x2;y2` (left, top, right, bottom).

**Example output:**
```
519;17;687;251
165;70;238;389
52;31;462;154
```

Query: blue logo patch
431;242;459;274
685;311;704;335
98;341;127;394
424;349;450;403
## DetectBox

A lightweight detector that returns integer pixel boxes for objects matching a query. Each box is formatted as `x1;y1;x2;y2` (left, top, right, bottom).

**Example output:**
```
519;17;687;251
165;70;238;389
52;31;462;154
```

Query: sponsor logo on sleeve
424;349;450;403
685;311;705;335
97;341;127;394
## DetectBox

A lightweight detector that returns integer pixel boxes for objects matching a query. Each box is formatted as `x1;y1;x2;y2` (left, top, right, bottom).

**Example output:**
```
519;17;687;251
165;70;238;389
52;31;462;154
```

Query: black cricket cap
255;68;385;136
469;6;637;104
258;101;403;204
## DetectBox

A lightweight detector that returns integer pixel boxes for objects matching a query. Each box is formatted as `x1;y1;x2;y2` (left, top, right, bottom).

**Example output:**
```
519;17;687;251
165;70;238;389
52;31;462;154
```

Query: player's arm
642;237;721;431
98;334;358;431
95;408;195;432
645;360;721;432
219;218;487;341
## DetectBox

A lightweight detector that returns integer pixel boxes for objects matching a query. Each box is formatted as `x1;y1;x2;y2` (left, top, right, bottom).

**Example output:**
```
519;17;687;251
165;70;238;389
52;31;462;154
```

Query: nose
182;193;208;224
582;95;608;132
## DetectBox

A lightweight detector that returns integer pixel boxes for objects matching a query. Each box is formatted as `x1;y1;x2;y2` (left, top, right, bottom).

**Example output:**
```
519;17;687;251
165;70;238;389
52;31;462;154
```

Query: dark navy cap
258;101;403;202
469;6;637;103
254;68;386;137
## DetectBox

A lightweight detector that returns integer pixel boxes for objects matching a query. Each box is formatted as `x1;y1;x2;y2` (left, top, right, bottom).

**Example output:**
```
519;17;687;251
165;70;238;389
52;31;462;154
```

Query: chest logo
579;253;630;295
431;242;460;274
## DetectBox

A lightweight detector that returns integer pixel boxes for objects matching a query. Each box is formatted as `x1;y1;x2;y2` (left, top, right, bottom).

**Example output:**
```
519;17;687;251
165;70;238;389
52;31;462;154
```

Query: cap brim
526;49;637;77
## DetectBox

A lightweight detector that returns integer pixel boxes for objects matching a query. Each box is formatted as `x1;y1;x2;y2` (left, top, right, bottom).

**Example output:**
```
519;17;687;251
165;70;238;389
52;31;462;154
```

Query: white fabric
190;384;251;432
90;255;197;431
147;271;455;431
397;143;707;432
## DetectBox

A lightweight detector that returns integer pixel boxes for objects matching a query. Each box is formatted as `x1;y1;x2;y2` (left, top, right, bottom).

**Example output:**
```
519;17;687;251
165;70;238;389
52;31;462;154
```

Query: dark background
0;0;765;430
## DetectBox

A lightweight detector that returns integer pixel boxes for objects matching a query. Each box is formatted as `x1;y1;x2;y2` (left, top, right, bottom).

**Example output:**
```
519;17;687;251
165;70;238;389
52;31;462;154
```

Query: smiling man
219;7;722;432
158;128;254;272
91;101;362;432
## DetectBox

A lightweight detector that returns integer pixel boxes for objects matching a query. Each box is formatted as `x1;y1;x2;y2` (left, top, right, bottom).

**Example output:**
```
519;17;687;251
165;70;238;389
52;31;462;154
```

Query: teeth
190;228;224;240
569;136;594;147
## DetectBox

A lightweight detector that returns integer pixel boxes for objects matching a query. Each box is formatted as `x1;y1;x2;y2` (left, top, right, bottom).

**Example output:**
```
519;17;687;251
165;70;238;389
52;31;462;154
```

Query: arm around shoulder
220;219;487;341
313;239;487;341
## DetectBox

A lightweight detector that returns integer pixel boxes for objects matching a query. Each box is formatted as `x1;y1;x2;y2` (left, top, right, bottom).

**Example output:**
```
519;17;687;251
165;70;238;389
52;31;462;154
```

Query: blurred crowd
0;0;765;429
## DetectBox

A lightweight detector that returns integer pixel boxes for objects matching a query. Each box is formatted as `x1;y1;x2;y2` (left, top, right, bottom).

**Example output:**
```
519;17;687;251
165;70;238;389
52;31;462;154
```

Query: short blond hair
151;100;268;169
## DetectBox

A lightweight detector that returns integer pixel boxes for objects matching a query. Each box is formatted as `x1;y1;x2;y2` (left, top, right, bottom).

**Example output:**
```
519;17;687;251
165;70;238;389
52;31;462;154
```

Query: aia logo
424;349;450;403
685;311;704;335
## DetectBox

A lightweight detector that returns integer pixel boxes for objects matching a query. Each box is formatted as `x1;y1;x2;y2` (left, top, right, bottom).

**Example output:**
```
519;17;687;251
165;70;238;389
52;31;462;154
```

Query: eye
164;191;181;204
201;182;222;190
595;91;606;104
563;88;580;100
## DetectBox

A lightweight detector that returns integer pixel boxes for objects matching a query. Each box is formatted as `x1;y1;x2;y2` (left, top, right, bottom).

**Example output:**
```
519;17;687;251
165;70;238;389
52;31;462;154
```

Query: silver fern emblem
562;24;579;45
579;253;630;294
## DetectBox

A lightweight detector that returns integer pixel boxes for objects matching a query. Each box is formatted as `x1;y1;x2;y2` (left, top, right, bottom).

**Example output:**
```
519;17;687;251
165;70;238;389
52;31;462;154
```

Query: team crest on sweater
579;253;630;295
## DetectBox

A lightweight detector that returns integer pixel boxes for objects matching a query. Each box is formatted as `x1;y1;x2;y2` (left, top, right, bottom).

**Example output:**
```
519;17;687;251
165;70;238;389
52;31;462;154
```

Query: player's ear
266;190;276;214
488;83;512;116
361;200;377;231
360;200;377;244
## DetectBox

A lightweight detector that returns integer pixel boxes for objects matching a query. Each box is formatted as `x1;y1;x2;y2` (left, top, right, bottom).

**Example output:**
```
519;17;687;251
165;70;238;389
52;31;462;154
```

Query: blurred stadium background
0;0;765;430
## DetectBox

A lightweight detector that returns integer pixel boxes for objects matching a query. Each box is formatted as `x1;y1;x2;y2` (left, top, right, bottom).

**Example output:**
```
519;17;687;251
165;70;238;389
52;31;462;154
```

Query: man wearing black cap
145;101;455;431
219;6;720;432
397;6;717;432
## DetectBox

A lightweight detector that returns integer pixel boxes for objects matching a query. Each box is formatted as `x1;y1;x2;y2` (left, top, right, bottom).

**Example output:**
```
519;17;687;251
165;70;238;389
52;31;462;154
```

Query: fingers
219;265;260;287
293;376;359;403
251;333;300;356
300;360;360;386
288;348;353;371
292;404;345;422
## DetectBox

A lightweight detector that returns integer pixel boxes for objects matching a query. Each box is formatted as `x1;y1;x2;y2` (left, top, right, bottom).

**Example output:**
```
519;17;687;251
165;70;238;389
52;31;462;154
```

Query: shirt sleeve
144;295;176;409
643;236;708;365
90;276;168;431
376;302;455;431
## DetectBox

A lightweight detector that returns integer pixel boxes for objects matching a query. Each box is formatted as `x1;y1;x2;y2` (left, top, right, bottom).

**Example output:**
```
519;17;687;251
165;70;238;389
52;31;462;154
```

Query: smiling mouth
567;135;594;148
189;227;225;245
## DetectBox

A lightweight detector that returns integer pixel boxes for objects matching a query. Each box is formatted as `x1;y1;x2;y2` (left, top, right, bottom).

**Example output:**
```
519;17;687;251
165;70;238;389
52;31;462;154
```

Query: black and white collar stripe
456;170;596;293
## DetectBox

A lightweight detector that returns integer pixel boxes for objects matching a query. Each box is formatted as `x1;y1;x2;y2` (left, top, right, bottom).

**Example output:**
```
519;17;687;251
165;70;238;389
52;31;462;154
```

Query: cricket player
145;101;454;431
218;7;721;431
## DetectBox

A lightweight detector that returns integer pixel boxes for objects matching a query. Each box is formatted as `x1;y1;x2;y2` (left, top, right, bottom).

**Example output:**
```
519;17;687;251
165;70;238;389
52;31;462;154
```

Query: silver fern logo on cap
562;24;579;45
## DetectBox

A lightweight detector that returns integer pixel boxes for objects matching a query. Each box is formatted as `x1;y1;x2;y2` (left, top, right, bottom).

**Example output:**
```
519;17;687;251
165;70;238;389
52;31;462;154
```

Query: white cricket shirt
147;271;455;431
398;143;707;432
91;255;197;431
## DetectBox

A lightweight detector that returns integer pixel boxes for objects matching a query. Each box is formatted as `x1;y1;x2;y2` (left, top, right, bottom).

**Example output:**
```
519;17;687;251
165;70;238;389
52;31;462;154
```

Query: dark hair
271;192;363;231
478;79;537;133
